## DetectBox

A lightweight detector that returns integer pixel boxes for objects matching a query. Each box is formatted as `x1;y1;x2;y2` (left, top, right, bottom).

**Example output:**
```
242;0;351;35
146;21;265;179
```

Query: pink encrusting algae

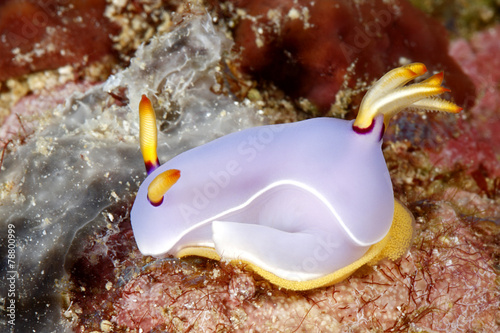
0;2;498;333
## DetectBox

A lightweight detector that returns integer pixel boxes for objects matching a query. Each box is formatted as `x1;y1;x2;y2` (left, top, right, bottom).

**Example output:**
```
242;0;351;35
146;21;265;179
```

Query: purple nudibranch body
130;63;461;290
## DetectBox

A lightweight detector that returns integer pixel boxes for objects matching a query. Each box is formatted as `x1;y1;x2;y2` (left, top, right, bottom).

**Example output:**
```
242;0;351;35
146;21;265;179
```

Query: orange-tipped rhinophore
139;95;160;174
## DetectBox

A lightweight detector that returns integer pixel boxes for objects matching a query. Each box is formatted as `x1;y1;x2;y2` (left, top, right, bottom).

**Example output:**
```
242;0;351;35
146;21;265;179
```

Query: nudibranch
130;63;461;290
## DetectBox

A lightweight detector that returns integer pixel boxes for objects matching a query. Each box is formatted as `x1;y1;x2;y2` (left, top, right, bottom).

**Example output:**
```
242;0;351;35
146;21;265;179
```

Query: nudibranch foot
175;199;414;291
130;63;460;290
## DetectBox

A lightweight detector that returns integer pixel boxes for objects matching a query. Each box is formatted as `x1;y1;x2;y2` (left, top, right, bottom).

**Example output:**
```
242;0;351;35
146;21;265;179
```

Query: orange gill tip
375;85;451;127
147;169;181;206
139;94;160;174
360;63;427;114
420;71;444;86
353;63;461;132
404;62;427;76
411;97;463;113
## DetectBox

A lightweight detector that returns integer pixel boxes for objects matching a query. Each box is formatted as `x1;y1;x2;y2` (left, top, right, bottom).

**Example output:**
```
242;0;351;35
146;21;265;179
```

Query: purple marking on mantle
352;118;385;141
148;195;163;207
145;158;160;175
352;119;374;134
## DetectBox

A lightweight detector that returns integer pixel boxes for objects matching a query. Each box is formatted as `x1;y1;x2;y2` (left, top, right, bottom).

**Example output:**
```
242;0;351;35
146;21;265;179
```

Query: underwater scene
0;1;498;332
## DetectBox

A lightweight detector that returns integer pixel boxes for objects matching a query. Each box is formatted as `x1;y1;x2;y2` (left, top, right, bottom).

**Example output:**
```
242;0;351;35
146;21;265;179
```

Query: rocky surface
0;0;117;82
0;1;498;333
219;0;475;114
